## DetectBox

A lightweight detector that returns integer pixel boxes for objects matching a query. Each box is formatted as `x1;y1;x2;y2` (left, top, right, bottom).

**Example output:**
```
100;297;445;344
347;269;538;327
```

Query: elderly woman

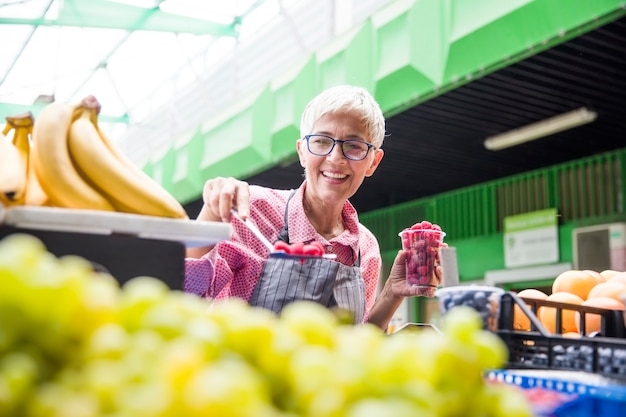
185;84;433;330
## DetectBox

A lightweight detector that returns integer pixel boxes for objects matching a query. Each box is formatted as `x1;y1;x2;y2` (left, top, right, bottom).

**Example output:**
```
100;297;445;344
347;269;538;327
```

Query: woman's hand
199;177;250;223
187;177;249;258
386;247;445;298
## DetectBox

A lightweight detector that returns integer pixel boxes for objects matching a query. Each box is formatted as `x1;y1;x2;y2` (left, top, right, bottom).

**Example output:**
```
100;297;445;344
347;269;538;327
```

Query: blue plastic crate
487;369;626;416
552;394;625;417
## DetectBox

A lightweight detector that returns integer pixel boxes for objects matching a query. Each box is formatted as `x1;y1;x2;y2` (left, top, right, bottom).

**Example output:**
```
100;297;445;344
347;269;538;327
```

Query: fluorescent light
484;107;597;151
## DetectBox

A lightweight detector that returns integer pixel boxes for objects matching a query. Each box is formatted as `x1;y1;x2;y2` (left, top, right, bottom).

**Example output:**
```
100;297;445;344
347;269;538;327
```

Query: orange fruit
582;270;605;285
587;281;626;302
537;292;584;334
607;272;626;285
551;270;598;300
574;297;625;335
600;270;622;281
562;332;581;339
513;289;548;331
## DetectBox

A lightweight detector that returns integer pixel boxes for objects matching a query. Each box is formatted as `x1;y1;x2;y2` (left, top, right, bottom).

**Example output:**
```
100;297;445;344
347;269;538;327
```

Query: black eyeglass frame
303;134;375;161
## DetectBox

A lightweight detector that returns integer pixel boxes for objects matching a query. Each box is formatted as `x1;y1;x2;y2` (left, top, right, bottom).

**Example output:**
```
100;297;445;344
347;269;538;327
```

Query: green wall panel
269;57;318;162
372;0;444;111
150;147;176;200
142;160;153;178
317;22;376;93
452;235;505;281
199;87;273;180
171;129;204;204
157;0;626;203
445;0;624;83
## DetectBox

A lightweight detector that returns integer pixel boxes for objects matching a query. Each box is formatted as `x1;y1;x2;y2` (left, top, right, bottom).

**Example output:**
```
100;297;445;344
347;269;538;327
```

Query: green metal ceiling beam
0;0;239;37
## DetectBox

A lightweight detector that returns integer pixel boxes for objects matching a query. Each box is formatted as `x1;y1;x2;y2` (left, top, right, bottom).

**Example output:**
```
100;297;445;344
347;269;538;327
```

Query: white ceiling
1;0;391;165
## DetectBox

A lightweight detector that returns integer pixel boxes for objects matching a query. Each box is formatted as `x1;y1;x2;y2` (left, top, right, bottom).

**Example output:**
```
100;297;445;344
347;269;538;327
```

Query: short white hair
300;85;386;149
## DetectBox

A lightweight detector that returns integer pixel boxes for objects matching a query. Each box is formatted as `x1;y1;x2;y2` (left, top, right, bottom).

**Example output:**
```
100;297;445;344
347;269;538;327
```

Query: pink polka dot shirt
184;182;382;321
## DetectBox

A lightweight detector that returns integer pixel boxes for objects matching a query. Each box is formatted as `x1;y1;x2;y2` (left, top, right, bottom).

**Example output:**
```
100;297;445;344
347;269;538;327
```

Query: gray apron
248;191;366;323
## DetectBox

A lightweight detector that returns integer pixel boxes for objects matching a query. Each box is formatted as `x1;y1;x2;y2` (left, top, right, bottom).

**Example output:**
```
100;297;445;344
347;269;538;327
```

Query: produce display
0;97;187;218
512;269;626;336
398;221;445;297
0;233;535;417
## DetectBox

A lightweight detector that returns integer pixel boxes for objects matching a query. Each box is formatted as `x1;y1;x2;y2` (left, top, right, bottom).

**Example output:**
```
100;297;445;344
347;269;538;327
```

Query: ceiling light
483;107;597;151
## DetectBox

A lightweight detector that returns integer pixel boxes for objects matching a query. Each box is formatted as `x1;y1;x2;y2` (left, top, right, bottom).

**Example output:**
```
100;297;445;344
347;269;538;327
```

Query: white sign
504;208;559;268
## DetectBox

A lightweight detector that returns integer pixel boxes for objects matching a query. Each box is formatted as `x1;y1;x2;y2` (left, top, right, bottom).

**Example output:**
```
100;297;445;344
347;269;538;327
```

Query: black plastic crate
500;292;625;338
497;292;626;382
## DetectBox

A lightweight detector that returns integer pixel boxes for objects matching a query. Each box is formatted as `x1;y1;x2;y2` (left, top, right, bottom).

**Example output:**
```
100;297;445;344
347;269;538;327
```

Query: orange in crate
551;270;598;300
587;281;626;302
537;292;584;334
574;297;625;335
513;289;548;331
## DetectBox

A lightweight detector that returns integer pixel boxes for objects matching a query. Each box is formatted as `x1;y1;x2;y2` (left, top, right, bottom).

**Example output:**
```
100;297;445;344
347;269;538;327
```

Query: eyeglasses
303;134;375;161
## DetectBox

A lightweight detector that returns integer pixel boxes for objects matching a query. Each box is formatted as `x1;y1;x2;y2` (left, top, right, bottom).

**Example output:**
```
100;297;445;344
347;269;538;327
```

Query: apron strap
276;189;297;244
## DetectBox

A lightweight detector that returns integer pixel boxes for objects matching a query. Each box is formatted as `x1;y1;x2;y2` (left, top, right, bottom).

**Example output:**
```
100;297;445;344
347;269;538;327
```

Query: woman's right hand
199;177;250;223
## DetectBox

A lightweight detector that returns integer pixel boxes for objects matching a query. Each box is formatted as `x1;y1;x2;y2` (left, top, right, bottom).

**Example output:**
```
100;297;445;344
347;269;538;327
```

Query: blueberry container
435;285;504;331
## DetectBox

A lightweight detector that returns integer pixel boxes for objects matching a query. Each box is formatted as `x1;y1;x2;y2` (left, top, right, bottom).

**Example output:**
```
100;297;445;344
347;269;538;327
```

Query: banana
67;96;188;219
31;101;115;211
3;113;49;206
0;131;26;206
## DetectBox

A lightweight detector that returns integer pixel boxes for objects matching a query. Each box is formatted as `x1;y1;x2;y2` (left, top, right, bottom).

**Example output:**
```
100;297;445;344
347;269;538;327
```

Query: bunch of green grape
0;233;534;417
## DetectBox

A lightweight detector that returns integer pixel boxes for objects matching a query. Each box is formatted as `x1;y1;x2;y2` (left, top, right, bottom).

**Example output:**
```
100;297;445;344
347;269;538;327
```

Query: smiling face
297;109;384;207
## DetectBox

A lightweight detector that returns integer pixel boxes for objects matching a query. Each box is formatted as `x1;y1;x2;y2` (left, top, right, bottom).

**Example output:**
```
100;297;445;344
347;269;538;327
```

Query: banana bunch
31;96;188;218
0;128;26;206
0;112;48;206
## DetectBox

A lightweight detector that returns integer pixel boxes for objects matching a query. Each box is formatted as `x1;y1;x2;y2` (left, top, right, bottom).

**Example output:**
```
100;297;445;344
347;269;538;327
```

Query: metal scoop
230;209;274;252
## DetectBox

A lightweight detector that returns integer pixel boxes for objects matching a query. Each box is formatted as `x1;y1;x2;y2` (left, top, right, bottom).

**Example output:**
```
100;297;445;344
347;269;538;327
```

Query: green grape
483;382;535;417
221;307;277;363
156;337;211;389
279;302;339;347
79;359;127;413
0;234;47;272
182;357;273;417
181;318;224;362
346;398;433;417
469;330;508;370
27;381;100;417
287;345;335;399
0;234;537;417
0;352;39;415
113;379;172;417
81;324;130;362
118;276;171;332
440;306;483;343
0;307;21;354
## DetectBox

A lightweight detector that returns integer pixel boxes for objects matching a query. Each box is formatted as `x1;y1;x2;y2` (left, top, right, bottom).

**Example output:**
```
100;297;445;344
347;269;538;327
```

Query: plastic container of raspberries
398;220;445;297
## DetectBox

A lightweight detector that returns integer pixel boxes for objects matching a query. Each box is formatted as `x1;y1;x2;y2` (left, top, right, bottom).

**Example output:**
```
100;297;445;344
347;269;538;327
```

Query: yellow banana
3;113;49;206
0;132;26;206
68;96;188;219
31;101;115;211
